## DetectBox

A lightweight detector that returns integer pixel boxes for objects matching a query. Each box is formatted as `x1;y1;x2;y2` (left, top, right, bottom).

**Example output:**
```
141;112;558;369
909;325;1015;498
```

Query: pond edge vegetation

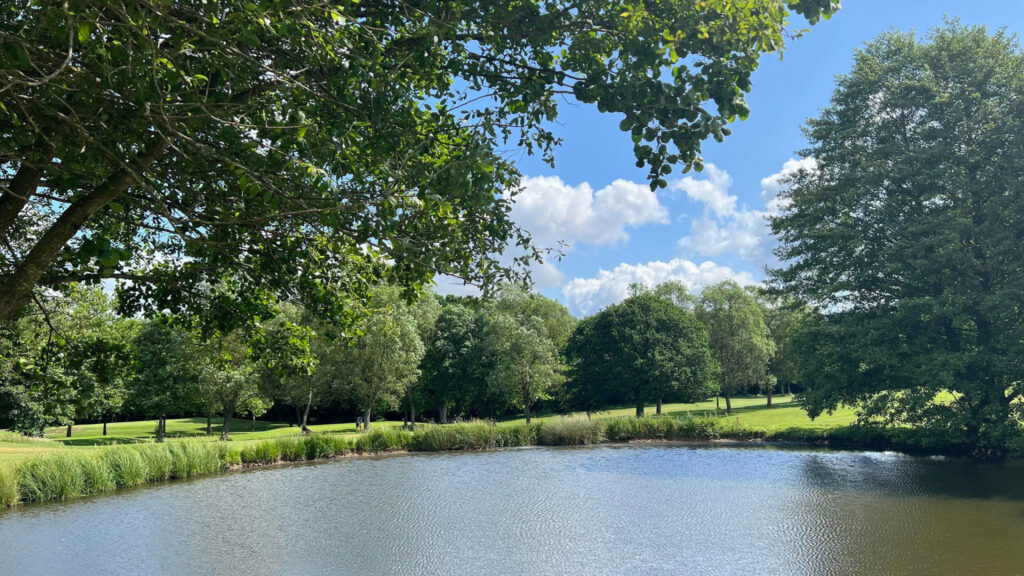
0;414;992;510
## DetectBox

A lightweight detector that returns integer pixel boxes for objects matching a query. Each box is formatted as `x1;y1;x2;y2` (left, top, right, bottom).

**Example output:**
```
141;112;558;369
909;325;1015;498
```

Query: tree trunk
66;423;72;438
251;412;256;432
300;388;313;434
767;385;773;408
0;138;167;323
102;420;107;436
656;396;663;415
438;403;448;425
206;411;213;435
221;405;234;440
156;416;166;442
407;388;416;431
524;402;531;425
716;395;720;410
363;406;372;431
725;395;733;414
635;401;644;418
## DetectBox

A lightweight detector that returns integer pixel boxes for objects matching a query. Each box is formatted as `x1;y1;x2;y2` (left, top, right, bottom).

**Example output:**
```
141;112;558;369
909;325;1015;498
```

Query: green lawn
0;395;854;466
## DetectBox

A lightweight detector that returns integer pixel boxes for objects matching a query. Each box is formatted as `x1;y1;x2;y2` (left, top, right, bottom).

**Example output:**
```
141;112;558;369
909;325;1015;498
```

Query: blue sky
435;1;1024;315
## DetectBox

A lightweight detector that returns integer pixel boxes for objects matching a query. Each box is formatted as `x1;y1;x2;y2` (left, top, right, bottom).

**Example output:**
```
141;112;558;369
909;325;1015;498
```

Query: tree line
0;281;809;438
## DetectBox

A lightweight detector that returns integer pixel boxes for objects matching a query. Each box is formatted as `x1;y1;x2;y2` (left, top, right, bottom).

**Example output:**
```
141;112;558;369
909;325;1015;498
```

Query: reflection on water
1;445;1023;576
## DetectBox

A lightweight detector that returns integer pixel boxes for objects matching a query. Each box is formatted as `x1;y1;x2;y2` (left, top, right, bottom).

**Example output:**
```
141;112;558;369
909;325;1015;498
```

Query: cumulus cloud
670;164;736;217
509;175;669;247
676;158;815;264
761;157;816;215
562;258;756;316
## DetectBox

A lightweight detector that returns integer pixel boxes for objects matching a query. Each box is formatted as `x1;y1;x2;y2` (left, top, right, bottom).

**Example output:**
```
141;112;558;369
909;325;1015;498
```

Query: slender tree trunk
725;395;733;414
438;403;448;425
0;138;167;323
251;412;256;432
206;411;213;435
66;423;72;438
525;402;531;424
156;416;165;442
301;387;313;433
102;419;107;436
363;406;372;431
716;395;720;410
656;396;663;415
635;401;644;418
767;385;773;408
221;405;234;440
407;387;416;431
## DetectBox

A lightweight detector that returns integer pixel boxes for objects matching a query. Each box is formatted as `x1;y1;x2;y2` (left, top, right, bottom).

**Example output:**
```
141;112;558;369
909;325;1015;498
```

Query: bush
538;418;604;446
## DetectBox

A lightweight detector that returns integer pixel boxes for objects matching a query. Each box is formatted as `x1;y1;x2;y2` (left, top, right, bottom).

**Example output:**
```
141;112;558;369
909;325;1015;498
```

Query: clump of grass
102;447;147;488
327;435;351;455
172;441;221;476
355;428;412;452
241;441;282;465
303;434;331;460
137;446;174;481
276;437;306;462
18;454;86;502
538;417;604;446
78;456;115;493
0;465;21;508
221;446;242;466
0;430;50;443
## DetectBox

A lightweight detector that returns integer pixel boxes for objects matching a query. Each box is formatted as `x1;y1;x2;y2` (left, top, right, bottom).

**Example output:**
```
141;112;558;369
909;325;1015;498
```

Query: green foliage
101;447;147;488
18;454;87;502
566;291;718;415
241;441;282;466
696;281;774;406
0;0;836;324
770;23;1024;456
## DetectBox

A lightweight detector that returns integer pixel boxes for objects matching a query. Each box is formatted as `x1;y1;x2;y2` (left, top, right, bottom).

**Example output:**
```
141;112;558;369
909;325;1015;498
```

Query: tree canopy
0;0;837;324
769;23;1024;454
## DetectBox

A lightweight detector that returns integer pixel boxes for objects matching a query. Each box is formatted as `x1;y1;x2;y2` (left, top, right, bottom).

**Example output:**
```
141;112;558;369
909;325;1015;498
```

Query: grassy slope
1;395;853;466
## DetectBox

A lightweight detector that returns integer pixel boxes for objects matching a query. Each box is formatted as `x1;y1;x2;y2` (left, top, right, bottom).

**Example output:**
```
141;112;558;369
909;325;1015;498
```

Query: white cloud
510;175;668;247
676;158;815;264
562;258;756;316
670;164;736;217
760;157;816;215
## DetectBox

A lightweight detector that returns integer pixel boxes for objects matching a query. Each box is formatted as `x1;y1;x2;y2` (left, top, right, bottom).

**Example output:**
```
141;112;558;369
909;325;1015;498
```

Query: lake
2;444;1023;575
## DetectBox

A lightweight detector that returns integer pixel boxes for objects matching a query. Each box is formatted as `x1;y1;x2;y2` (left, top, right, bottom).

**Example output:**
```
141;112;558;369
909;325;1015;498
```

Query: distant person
356;416;362;431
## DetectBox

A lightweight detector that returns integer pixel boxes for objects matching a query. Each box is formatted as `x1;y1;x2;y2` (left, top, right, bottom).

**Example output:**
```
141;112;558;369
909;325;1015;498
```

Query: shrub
538;418;604;446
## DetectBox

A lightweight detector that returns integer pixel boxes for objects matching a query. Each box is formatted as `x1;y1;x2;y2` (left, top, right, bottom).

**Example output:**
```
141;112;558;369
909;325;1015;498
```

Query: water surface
2;444;1023;575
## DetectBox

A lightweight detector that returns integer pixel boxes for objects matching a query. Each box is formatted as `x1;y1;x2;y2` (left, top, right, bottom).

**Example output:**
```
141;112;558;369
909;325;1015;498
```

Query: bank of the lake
0;405;998;510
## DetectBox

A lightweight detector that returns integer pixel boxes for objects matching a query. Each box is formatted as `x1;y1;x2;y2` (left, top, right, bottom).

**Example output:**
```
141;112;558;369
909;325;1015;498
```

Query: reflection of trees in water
788;453;1024;575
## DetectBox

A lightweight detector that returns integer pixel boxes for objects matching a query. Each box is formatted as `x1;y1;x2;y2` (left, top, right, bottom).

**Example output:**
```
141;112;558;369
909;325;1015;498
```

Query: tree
484;313;560;424
419;303;481;424
198;331;268;441
769;23;1024;455
566;293;718;417
336;286;425;431
696;281;773;413
129;322;202;441
0;0;837;325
